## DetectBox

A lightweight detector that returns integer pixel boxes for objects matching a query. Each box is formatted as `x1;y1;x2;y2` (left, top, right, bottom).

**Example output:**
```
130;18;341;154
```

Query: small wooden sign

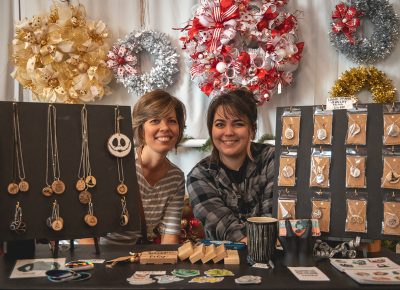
139;251;178;264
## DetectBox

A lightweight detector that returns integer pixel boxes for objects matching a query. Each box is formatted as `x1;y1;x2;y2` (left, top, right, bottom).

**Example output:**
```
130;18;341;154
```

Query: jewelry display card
345;198;367;233
273;103;400;241
312;107;333;145
309;150;331;188
311;198;331;233
383;113;400;146
0;102;140;241
383;201;400;236
277;199;296;220
381;156;400;190
278;152;297;187
345;150;367;189
281;108;301;147
346;108;368;145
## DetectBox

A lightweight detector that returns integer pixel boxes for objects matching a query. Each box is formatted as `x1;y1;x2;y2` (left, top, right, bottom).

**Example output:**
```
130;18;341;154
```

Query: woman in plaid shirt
187;89;275;243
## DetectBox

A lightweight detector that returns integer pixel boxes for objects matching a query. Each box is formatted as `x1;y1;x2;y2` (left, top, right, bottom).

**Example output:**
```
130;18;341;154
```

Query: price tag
326;97;357;110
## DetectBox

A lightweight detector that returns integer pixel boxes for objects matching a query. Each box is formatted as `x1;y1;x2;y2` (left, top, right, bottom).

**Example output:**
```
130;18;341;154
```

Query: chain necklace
9;201;26;235
8;103;29;194
47;199;63;231
107;107;132;158
112;108;128;195
120;196;129;226
384;157;400;184
84;199;98;227
347;199;366;225
386;114;400;137
43;104;65;197
76;105;96;204
347;156;364;178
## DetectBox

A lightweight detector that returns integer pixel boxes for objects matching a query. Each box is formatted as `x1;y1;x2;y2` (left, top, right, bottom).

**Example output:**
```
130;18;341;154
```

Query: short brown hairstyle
132;90;186;148
207;88;258;158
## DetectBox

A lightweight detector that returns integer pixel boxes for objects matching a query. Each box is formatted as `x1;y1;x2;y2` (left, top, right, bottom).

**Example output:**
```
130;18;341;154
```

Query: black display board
273;103;400;241
0;101;140;241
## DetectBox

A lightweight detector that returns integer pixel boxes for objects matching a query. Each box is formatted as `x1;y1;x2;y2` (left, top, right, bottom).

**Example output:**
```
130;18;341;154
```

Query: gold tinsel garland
330;66;396;104
11;3;112;103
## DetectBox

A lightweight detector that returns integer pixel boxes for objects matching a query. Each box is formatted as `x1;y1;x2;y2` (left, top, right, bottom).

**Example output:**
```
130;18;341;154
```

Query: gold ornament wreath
11;3;112;103
330;66;397;103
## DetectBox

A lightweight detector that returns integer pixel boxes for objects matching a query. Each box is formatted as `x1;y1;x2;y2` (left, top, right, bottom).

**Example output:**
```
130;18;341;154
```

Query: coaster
189;276;224;283
204;269;234;277
235;275;262;284
154;275;183;284
171;269;200;278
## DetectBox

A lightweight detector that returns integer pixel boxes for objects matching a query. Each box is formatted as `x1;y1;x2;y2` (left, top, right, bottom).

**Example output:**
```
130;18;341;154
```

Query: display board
0;101;140;241
273;103;400;241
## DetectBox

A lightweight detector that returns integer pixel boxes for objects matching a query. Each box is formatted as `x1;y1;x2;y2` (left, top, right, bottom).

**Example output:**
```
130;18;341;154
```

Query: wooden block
140;251;178;264
224;250;240;265
201;244;216;264
178;241;193;261
213;244;227;263
189;244;205;264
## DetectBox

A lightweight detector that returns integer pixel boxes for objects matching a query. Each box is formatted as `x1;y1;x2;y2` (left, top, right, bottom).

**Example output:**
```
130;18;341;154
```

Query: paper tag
326;97;356;110
252;263;270;269
288;267;330;281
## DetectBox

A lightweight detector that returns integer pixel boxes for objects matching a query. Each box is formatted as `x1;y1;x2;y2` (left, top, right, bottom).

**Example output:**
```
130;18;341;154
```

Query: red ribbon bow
331;3;360;44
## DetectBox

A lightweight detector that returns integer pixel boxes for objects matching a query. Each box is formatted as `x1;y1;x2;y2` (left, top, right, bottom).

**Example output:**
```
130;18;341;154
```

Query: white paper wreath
107;30;179;95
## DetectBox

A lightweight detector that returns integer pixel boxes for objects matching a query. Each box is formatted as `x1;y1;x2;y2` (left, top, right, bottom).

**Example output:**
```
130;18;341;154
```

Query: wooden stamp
139;251;178;264
212;244;227;263
201;244;216;264
189;244;205;264
224;250;240;265
178;241;193;261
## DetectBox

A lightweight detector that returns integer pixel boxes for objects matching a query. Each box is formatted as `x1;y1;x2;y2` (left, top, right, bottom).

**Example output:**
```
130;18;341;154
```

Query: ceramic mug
247;217;278;264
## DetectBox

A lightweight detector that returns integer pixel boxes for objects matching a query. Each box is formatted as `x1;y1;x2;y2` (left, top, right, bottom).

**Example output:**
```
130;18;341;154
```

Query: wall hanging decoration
107;0;179;95
330;66;397;104
179;0;304;105
107;30;179;95
10;2;112;103
329;0;400;64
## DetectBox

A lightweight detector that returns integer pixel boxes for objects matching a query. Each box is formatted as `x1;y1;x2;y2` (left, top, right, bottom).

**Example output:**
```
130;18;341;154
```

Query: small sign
326;97;356;110
288;266;330;281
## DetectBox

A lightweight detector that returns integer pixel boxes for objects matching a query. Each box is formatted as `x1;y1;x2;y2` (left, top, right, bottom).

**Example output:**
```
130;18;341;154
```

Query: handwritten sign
326;97;356;110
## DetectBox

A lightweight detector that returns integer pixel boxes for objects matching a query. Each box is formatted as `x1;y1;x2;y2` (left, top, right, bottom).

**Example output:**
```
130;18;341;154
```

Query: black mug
247;217;278;264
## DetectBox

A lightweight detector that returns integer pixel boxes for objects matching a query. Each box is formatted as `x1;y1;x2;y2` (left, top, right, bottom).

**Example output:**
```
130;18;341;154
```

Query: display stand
273;103;400;241
0;101;140;247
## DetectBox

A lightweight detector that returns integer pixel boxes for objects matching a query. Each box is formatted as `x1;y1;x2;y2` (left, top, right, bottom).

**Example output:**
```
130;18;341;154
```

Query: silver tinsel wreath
113;30;179;95
329;0;400;64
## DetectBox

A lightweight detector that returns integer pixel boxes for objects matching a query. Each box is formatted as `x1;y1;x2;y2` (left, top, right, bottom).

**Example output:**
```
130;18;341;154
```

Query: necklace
384;157;400;184
84;199;98;227
43;105;65;196
120;196;129;226
386;114;400;137
47;200;63;231
347;199;366;225
284;122;294;140
281;156;295;178
347;156;364;178
311;200;326;219
311;158;326;185
9;202;26;235
107;107;132;158
279;200;296;219
8;103;29;195
76;105;96;204
385;212;400;228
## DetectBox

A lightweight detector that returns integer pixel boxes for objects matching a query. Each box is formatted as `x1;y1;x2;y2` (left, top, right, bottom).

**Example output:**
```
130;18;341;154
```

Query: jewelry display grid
273;103;400;241
0;102;140;241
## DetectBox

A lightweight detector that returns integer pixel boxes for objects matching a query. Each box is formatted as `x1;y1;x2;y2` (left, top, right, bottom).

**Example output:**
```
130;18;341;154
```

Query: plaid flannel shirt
187;143;275;242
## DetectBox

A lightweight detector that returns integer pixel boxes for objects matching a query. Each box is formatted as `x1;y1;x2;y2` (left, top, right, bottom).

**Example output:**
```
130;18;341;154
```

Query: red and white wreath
180;0;304;105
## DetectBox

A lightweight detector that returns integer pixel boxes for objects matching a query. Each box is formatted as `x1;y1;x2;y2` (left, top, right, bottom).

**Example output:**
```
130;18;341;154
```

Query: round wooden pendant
18;180;30;192
42;186;53;197
107;133;132;158
7;182;19;195
85;175;97;188
51;218;64;231
75;179;86;191
79;190;92;205
116;183;128;195
85;214;97;227
120;214;129;226
52;180;66;195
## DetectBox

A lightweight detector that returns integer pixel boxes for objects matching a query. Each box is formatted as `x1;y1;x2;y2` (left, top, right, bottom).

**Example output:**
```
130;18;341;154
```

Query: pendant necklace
8;103;29;195
84;199;98;227
112;108;128;195
43;105;65;196
119;196;129;226
76;105;95;204
107;107;132;158
9;201;26;235
384;158;400;184
386;114;400;137
348;200;365;224
47;199;64;231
